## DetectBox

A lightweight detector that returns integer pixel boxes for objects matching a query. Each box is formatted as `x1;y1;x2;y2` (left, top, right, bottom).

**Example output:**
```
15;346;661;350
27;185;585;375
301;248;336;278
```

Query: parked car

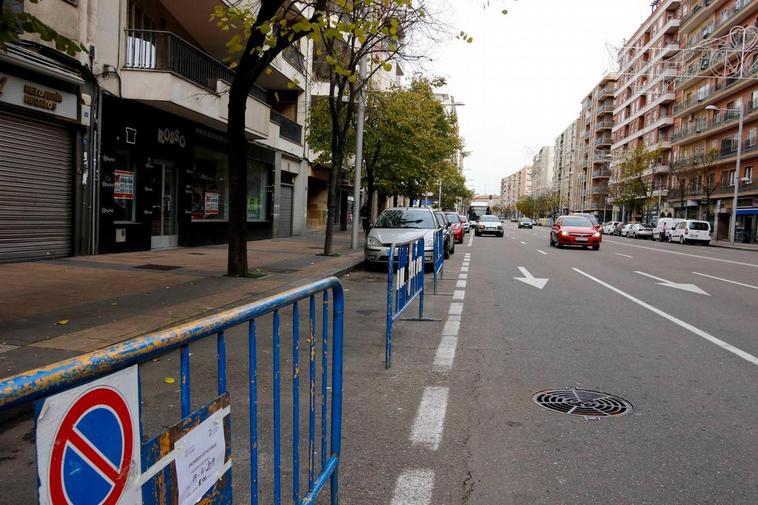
602;221;620;234
364;207;439;266
550;215;602;250
669;220;712;245
511;217;519;222
629;223;653;239
619;223;634;237
652;218;683;242
475;215;504;237
569;212;601;231
434;211;455;257
612;222;626;236
518;218;533;229
445;212;465;244
459;214;470;234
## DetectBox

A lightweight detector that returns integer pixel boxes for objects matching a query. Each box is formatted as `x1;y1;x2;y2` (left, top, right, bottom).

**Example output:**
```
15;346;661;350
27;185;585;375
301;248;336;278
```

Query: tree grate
531;388;633;419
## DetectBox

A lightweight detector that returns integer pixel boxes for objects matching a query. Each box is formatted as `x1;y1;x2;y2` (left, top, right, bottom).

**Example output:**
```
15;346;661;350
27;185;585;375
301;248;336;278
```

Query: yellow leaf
55;319;69;325
164;377;176;384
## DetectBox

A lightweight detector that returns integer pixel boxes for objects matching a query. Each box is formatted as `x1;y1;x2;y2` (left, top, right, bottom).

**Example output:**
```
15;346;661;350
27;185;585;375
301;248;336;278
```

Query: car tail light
685;229;688;235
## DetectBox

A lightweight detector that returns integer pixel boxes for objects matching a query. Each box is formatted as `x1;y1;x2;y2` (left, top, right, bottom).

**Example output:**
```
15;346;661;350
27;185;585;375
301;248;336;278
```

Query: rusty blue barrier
432;228;445;294
385;236;426;368
0;277;345;505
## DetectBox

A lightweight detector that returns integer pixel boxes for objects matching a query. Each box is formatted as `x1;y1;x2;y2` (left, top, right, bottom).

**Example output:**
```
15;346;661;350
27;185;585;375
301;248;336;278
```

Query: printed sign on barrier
36;366;141;505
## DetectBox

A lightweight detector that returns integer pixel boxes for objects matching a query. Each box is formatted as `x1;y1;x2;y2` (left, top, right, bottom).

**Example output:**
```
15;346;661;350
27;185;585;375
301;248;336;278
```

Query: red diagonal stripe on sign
66;428;121;483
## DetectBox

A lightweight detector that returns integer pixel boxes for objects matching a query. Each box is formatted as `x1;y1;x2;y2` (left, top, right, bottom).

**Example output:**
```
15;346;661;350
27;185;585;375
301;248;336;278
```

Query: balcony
597;85;615;99
592;168;611;179
594;135;612;147
591;185;609;195
270;110;303;144
596;103;614;115
672;108;746;144
594;119;613;132
683;0;755;45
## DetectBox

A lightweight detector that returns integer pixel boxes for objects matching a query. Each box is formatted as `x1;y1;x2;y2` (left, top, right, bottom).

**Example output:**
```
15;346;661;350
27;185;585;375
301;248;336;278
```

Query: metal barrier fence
385;236;426;368
432;228;445;294
0;277;344;505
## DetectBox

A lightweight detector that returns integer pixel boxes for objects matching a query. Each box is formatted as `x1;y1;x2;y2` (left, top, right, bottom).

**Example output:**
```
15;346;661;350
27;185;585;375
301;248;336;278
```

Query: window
191;147;229;221
246;160;269;221
745;166;753;183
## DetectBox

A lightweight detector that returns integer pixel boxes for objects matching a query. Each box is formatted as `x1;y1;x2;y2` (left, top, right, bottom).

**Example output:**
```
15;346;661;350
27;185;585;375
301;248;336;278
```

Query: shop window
192;147;229;221
113;151;137;222
246;160;269;221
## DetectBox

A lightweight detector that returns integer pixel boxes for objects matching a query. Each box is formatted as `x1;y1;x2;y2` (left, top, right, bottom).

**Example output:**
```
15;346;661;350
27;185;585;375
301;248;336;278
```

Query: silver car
364;207;441;265
629;224;653;239
475;215;504;237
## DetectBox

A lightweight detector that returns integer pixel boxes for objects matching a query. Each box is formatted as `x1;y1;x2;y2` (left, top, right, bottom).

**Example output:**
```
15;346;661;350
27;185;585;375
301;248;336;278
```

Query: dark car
518;218;533;229
550;215;602;250
434;211;455;258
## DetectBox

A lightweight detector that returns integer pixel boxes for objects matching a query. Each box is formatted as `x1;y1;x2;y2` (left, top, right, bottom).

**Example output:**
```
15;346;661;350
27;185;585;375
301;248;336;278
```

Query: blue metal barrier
432;228;445;294
385;236;426;368
0;277;345;505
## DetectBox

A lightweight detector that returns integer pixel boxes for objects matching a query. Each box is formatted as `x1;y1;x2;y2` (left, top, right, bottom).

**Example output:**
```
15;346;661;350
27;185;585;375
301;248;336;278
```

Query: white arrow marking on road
537;250;547;255
634;271;710;295
692;272;758;291
514;266;549;290
615;253;633;258
520;241;527;245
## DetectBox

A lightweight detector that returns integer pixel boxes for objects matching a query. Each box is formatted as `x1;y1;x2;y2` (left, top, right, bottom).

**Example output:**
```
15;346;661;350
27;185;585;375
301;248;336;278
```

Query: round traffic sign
49;387;134;505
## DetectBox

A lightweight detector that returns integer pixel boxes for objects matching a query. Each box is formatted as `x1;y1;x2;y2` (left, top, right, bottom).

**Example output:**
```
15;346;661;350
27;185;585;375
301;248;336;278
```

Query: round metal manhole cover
532;388;633;419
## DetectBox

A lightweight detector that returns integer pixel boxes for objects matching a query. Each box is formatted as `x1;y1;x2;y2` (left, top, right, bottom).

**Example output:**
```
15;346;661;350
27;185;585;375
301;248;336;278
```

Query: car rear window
445;213;461;223
374;209;436;229
689;222;709;230
562;216;592;227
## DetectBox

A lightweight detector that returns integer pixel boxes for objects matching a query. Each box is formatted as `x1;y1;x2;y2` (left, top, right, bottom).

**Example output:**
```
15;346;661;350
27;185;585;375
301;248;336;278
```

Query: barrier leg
386;249;394;369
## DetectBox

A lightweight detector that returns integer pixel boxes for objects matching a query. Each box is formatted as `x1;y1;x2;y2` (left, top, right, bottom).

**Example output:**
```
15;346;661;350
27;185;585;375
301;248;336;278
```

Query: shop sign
205;192;220;215
114;170;135;200
157;128;186;148
0;73;78;120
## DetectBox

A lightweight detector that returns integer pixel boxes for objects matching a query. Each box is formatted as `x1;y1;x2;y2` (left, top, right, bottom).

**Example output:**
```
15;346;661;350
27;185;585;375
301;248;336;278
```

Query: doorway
149;161;178;249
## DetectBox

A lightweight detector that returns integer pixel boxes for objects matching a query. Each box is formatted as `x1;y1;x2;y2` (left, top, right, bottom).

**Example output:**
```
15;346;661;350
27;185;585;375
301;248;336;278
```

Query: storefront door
150;161;178;249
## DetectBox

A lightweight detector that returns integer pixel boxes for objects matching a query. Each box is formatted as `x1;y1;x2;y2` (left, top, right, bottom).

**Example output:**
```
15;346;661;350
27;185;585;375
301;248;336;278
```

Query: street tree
670;148;719;221
614;145;662;221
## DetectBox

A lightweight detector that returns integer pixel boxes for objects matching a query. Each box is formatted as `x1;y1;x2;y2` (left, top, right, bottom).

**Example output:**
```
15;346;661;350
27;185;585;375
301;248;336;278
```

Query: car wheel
592;245;600;251
557;241;564;248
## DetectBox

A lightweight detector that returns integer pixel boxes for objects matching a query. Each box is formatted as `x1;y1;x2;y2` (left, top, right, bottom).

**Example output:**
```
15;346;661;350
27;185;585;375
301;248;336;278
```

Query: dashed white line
692;271;758;290
390;469;435;505
410;387;449;450
433;336;458;371
448;302;463;315
520;241;527;245
452;290;465;300
456;280;467;289
458;273;468;280
603;240;758;268
573;268;758;367
615;253;633;258
537;250;547;255
461;266;469;272
442;319;460;336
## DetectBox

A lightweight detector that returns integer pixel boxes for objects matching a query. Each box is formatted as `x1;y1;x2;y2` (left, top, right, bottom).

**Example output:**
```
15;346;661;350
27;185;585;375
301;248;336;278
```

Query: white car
669;220;711;245
475;215;504;237
619;223;634;237
602;221;620;234
652;218;683;242
629;224;653;239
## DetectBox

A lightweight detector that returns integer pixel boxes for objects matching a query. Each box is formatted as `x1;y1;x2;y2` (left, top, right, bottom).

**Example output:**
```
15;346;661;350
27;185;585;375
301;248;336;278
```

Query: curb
709;243;758;252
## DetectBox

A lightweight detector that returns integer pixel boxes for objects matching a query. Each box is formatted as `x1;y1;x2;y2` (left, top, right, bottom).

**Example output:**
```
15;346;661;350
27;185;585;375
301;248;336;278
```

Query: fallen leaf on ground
55;320;69;326
164;377;176;384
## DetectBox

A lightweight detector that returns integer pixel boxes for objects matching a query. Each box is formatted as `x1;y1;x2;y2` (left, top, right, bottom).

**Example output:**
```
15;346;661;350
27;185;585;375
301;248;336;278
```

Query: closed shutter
0;110;73;262
277;184;293;237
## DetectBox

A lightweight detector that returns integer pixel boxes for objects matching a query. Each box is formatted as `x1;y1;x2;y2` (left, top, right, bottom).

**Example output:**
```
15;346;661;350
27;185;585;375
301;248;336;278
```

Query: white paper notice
174;409;227;505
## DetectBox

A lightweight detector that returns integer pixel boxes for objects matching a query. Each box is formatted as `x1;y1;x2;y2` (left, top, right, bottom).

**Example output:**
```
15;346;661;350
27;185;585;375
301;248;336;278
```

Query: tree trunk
324;147;343;256
393;194;398;207
227;87;249;276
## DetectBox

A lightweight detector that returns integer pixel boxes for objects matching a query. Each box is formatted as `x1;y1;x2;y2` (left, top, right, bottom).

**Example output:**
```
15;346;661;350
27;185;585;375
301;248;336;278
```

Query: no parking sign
36;366;141;505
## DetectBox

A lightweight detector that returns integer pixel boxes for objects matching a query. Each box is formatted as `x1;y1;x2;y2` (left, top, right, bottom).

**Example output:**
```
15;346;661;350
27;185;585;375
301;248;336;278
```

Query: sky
424;0;655;195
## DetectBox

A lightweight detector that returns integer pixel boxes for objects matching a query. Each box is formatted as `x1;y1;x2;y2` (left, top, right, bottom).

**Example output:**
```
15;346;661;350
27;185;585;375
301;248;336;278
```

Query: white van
653;218;683;242
668;220;711;245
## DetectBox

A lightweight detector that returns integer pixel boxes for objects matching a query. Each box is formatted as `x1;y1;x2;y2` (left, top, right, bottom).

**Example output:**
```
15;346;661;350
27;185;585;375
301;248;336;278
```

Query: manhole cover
134;264;181;271
531;388;633;419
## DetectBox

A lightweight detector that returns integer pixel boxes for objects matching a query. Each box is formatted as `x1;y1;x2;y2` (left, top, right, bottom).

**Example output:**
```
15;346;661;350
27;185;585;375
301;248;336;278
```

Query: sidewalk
0;229;364;378
709;240;758;252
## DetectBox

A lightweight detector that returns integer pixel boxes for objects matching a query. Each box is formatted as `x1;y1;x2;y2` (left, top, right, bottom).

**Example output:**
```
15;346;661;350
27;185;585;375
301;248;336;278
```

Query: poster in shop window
204;192;220;215
114;170;134;200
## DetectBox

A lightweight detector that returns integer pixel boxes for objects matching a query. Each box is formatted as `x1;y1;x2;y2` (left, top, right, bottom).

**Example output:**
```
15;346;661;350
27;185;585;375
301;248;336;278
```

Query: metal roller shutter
0;110;73;262
277;184;293;237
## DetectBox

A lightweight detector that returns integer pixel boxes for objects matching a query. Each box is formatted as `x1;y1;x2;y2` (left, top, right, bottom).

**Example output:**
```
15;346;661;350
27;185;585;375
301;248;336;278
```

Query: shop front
99;97;274;253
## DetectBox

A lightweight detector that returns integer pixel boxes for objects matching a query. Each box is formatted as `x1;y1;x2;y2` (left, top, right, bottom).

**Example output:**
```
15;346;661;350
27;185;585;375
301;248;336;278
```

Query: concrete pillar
272;151;282;237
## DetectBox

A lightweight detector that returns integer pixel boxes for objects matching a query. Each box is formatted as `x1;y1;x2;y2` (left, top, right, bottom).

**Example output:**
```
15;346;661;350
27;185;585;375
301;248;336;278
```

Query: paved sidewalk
0;230;364;377
709;240;758;252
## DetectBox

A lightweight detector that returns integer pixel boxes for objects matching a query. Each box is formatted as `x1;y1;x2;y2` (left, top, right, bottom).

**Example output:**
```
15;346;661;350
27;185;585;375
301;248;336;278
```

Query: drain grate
134;264;181;271
532;388;633;419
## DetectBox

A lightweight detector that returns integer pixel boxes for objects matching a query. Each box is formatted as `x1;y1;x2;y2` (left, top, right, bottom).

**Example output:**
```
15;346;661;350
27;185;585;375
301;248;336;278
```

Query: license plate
575;237;588;242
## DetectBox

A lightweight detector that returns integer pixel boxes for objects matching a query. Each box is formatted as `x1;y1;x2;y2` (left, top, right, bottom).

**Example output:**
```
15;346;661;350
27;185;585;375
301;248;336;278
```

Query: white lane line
452;290;465;300
615;253;633;258
692;271;758;290
442;319;460;336
462;262;470;268
390;469;435;505
458;273;468;280
573;268;758;367
433;336;458;371
520;241;527;245
448;302;463;315
461;266;469;272
410;387;449;450
456;280;467;288
537;250;547;255
603;240;758;268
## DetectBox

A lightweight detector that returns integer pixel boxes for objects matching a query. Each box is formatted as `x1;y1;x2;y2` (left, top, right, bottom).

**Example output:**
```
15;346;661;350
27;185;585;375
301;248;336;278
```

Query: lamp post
706;104;744;245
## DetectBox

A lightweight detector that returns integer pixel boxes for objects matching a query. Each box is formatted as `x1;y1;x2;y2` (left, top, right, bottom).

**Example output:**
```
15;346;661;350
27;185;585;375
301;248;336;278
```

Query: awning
736;208;758;216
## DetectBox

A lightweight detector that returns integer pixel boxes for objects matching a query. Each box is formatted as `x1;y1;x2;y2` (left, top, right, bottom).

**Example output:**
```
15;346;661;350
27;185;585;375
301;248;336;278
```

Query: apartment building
530;146;555;197
554;119;580;214
574;73;617;218
671;0;758;243
1;0;316;261
610;0;681;222
500;166;532;210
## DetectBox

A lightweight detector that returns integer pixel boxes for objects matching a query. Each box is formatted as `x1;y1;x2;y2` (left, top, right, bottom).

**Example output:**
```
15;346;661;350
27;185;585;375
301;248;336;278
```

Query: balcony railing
282;46;306;73
596;103;614;114
672;109;742;142
592;168;611;178
684;0;754;47
594;135;612;146
591;185;609;194
125;29;268;102
594;119;613;131
270;110;303;144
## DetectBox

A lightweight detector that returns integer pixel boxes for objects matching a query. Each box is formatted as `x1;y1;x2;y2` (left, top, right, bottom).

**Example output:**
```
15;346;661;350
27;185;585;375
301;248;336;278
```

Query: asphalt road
1;226;756;504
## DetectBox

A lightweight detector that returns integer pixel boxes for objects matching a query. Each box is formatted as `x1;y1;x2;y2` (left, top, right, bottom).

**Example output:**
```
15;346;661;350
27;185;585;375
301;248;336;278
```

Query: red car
550;215;602;250
444;212;465;244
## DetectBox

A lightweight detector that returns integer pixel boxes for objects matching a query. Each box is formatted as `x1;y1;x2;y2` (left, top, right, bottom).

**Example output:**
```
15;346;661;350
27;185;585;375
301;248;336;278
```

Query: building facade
500;165;532;212
529;146;555;197
611;0;680;222
554;119;580;215
671;0;758;243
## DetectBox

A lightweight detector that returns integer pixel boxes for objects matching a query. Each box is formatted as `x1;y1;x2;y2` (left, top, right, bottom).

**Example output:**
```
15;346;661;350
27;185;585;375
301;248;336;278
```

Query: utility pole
351;56;367;250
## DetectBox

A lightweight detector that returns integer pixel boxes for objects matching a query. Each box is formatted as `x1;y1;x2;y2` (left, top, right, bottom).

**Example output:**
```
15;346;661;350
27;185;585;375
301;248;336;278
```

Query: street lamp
706;104;744;245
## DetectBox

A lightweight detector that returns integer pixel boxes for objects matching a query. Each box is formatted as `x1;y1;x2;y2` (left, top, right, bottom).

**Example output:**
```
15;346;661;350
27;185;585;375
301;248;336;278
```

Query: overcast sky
425;0;655;195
